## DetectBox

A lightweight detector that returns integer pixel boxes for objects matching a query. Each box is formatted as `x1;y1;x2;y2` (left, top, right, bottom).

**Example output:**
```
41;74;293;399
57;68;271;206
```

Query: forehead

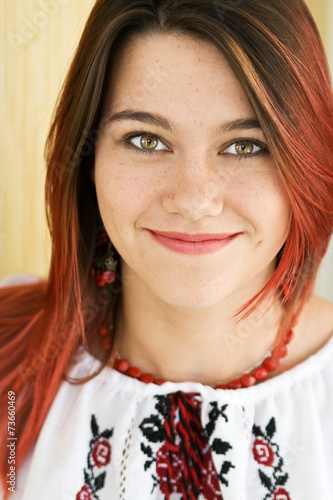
105;33;255;129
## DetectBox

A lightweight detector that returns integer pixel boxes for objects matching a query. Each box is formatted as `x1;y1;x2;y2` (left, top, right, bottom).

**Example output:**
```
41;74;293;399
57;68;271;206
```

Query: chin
155;286;234;311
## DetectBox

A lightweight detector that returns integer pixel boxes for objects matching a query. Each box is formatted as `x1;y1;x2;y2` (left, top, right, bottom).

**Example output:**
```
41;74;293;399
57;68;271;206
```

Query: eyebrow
106;110;261;135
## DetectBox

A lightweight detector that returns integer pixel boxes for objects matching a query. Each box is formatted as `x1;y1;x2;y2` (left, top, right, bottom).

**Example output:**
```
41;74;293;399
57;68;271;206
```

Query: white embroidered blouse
7;334;333;500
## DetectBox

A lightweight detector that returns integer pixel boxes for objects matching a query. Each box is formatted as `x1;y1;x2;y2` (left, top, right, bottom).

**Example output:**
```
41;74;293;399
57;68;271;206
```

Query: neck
113;275;284;386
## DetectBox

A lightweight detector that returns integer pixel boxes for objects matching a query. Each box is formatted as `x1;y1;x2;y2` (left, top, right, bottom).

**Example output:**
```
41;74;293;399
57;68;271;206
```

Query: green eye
223;140;263;157
127;133;169;153
234;140;255;155
140;135;159;150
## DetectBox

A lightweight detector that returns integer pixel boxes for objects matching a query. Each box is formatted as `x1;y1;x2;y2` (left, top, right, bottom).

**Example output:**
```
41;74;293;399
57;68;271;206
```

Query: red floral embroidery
252;418;291;500
76;484;93;500
253;437;275;467
155;440;222;498
273;488;291;500
156;443;183;494
91;438;112;468
76;415;114;500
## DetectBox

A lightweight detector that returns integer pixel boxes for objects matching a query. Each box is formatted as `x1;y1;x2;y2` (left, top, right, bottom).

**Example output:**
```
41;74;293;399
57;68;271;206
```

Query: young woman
1;0;333;498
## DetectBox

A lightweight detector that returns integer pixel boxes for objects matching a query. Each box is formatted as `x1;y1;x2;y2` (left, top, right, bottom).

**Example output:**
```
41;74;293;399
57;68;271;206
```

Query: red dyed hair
1;0;333;493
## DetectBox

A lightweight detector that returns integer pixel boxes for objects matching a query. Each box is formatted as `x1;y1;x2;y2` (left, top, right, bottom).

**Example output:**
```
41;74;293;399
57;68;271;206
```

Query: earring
91;229;117;287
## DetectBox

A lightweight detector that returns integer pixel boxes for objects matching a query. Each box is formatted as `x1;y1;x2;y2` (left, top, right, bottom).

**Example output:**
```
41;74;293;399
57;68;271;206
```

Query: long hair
1;0;333;491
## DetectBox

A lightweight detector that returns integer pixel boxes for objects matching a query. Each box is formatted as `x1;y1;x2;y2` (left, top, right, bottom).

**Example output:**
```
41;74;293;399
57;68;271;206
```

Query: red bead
95;274;105;287
263;357;279;372
216;384;229;390
228;379;242;390
240;374;256;387
253;367;269;380
103;271;116;284
154;378;166;386
100;325;109;337
127;366;142;379
100;337;111;350
284;329;294;345
139;373;155;384
115;359;129;373
278;345;288;358
97;232;108;244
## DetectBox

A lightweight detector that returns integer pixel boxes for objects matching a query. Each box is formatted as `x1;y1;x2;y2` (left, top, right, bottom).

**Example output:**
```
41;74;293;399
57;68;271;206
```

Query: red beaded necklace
100;326;294;389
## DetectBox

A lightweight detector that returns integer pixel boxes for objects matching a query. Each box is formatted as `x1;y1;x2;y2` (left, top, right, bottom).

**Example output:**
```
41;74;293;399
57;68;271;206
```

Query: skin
93;33;333;385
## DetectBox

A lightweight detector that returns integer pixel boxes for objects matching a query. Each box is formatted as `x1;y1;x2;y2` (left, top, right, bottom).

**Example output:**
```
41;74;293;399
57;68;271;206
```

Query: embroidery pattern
252;417;291;500
76;414;114;500
139;391;234;499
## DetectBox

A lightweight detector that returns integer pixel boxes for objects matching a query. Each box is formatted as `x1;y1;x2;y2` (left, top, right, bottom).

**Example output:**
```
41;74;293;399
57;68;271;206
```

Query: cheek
94;160;158;230
229;172;291;236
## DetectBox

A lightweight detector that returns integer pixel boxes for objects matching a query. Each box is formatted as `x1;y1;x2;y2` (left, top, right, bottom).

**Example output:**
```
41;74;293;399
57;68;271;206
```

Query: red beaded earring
91;228;117;287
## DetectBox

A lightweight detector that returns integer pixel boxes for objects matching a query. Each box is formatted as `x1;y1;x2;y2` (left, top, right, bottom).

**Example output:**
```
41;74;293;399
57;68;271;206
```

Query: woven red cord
162;392;222;499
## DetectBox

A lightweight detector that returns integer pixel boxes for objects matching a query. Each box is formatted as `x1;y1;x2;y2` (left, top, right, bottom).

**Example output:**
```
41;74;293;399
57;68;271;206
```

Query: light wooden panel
306;0;328;50
0;0;95;280
0;0;331;282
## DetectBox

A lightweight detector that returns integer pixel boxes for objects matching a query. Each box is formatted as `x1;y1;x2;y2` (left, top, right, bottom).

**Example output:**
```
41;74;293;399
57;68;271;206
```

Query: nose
162;158;224;221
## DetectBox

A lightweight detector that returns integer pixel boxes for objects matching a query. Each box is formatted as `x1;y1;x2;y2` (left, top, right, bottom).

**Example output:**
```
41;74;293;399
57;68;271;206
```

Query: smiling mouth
147;230;241;255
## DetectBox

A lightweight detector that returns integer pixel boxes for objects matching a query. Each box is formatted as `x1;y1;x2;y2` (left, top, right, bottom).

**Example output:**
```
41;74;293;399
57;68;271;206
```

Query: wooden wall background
0;0;95;281
1;0;332;299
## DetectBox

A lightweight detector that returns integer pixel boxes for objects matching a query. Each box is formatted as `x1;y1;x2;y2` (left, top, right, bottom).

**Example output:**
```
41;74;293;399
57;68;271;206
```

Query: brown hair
1;0;333;492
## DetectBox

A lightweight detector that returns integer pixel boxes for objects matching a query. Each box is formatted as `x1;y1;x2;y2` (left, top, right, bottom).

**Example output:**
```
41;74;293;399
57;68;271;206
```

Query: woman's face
94;33;291;309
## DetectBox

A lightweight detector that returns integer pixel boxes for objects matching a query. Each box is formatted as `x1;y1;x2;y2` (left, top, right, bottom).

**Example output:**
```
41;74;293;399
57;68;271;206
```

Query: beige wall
0;0;95;280
0;1;331;280
306;0;328;50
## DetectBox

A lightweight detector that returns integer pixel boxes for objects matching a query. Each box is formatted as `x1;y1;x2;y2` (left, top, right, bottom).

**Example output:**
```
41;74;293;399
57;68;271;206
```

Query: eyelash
122;131;170;155
122;131;268;160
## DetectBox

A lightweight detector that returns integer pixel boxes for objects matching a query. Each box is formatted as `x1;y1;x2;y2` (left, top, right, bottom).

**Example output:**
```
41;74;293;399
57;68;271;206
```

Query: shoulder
300;294;333;341
283;295;333;369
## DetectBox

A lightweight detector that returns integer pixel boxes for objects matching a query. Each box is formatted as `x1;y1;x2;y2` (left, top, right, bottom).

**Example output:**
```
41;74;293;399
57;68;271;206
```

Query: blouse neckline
73;331;333;403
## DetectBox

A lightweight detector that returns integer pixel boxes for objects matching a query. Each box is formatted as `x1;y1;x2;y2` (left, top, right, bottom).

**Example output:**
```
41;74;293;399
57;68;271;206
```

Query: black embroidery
205;401;234;487
76;414;114;500
252;417;291;500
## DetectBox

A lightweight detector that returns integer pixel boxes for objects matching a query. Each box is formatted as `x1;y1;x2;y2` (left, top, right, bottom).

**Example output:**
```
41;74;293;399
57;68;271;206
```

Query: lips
147;230;241;255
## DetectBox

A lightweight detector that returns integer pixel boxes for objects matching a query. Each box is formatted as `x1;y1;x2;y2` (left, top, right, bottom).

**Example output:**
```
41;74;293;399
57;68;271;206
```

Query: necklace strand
100;327;294;389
